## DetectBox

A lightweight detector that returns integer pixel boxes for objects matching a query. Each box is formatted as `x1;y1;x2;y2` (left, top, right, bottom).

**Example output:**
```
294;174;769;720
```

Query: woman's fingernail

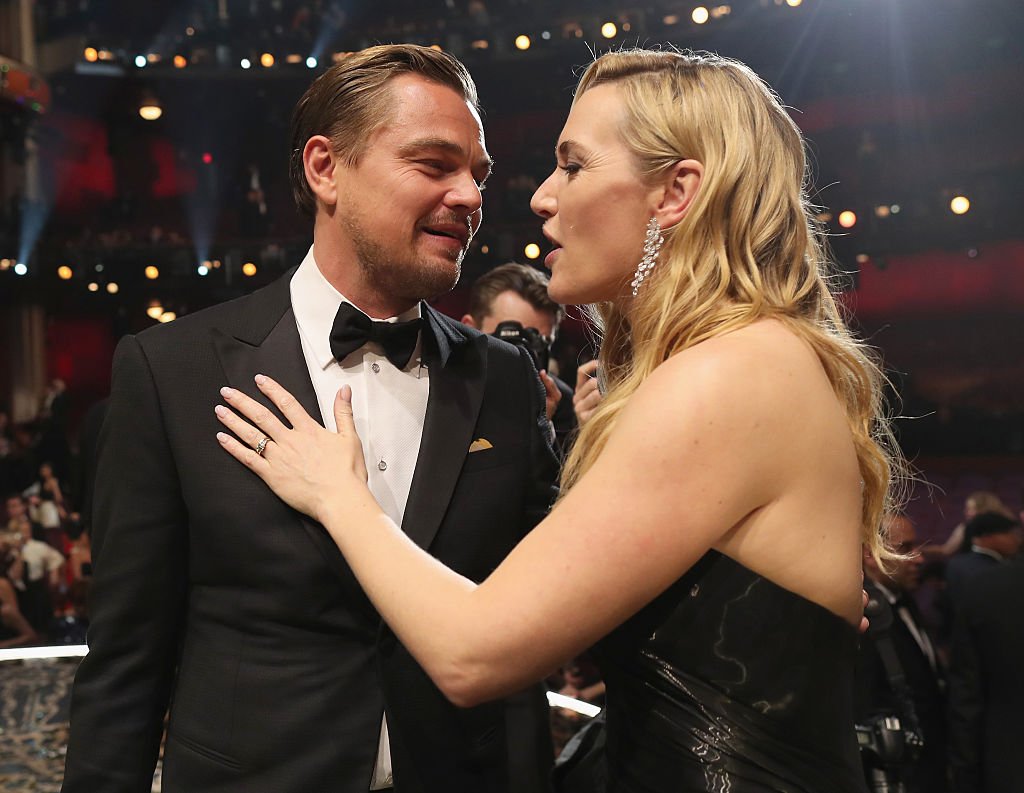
215;405;227;417
216;432;229;444
255;374;267;386
220;386;234;398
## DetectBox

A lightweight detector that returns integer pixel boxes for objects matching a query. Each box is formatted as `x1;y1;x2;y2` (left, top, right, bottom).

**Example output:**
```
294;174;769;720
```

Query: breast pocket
460;443;520;474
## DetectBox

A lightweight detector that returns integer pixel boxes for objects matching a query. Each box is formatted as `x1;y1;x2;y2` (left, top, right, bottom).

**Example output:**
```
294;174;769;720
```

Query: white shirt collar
970;544;1005;562
290;245;422;371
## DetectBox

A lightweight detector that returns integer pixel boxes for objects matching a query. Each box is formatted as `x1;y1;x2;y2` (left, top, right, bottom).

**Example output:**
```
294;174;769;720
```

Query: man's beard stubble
342;207;466;305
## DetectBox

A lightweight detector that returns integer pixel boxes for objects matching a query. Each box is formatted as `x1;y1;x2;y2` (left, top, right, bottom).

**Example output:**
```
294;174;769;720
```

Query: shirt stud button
378;459;388;471
371;362;381;373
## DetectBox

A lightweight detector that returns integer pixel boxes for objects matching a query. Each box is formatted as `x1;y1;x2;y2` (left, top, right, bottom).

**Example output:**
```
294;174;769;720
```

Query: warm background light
159;312;177;323
57;266;73;280
242;262;257;277
147;303;164;320
601;22;617;38
106;282;119;294
950;195;970;215
173;54;187;69
87;282;99;292
838;210;858;229
524;243;541;260
139;104;162;121
515;35;531;50
84;47;98;62
692;6;710;24
145;265;160;279
260;52;275;67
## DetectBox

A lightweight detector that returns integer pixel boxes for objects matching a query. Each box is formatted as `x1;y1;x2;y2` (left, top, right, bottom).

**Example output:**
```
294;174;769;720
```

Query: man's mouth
422;223;469;248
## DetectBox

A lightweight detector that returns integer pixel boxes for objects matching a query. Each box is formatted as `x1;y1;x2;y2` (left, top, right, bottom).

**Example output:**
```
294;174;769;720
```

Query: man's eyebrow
399;137;494;179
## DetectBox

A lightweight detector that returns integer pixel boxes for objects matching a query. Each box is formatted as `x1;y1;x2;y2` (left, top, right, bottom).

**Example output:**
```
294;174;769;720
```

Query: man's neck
311;238;415;320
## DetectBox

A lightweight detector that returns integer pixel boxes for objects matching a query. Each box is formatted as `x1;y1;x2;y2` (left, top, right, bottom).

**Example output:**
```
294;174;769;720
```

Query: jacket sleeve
62;335;190;793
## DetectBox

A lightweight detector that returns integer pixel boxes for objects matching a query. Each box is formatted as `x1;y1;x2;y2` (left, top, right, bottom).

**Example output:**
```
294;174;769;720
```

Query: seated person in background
856;513;948;793
461;262;576;451
4;493;65;636
0;544;38;648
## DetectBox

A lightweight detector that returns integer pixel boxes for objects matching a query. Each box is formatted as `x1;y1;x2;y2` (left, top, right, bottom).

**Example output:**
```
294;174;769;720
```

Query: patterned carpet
0;658;77;792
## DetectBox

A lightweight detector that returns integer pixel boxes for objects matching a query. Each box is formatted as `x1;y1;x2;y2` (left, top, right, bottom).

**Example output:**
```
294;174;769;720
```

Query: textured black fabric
592;551;868;793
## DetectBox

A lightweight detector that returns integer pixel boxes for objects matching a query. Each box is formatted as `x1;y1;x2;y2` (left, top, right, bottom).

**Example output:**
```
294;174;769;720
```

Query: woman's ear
303;135;339;209
654;159;703;229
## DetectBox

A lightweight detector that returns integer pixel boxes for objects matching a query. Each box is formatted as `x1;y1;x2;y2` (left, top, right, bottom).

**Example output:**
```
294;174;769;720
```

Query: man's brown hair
468;263;564;333
289;44;480;217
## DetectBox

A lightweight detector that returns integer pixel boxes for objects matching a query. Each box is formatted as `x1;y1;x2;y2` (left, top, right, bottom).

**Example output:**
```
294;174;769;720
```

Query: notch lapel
402;307;486;551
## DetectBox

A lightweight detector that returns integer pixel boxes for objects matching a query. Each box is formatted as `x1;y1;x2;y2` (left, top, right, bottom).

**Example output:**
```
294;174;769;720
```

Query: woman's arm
0;579;38;648
216;336;823;704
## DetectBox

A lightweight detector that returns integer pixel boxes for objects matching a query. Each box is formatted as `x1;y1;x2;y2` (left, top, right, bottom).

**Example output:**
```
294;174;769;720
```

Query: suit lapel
211;270;351;580
402;306;486;551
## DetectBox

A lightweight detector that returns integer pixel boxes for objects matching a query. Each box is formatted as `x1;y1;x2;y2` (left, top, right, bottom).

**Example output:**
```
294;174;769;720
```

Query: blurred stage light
198;265;210;276
856;254;870;264
139;98;163;121
692;7;710;24
0;259;10;270
173;54;187;69
286;54;303;64
84;47;98;62
524;243;541;260
306;56;317;68
241;58;252;69
186;26;195;36
471;40;489;49
160;312;177;323
87;282;99;292
202;152;213;165
786;0;803;6
890;204;901;214
838;210;857;229
106;282;119;294
430;45;443;52
145;265;160;279
950;195;970;215
664;14;680;24
260;53;275;68
242;262;257;277
135;55;147;68
480;244;490;254
14;263;27;276
57;266;73;280
541;31;551;40
146;302;164;319
515;35;531;51
601;22;617;38
874;205;891;218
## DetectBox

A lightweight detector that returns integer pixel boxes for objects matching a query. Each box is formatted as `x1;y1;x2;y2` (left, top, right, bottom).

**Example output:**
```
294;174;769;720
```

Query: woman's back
594;550;868;793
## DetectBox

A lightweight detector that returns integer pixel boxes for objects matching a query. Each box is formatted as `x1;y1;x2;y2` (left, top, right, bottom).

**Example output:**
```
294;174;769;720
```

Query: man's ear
304;135;339;209
461;313;478;329
654;158;703;230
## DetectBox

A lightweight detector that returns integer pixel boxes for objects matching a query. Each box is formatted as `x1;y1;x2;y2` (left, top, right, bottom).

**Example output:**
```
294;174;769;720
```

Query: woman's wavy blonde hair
559;49;904;564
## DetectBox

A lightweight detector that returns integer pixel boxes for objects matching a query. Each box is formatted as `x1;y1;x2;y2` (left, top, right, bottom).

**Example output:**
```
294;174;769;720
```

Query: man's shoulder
134;271;293;349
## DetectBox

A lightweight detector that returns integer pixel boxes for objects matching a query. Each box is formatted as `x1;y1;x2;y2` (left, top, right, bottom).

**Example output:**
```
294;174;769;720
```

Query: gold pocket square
468;438;493;453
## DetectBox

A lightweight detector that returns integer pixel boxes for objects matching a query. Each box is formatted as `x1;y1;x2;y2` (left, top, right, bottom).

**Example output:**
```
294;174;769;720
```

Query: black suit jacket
948;556;1024;793
62;271;559;793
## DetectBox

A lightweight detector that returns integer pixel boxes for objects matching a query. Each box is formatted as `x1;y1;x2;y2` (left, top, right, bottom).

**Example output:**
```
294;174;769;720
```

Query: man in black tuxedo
62;44;558;793
856;513;948;792
948;552;1024;793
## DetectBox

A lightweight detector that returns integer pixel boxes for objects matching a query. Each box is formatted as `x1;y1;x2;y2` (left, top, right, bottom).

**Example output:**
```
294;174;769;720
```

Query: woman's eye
559;162;581;176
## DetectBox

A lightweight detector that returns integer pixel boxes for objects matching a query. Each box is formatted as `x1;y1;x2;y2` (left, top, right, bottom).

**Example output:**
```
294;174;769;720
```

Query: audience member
926;491;1015;559
944;512;1022;610
856;513;948;792
461;262;576;451
4;493;65;636
948;552;1024;793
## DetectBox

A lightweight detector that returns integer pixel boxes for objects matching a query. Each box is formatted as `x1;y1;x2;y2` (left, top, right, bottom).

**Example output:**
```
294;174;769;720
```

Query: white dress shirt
290;246;430;790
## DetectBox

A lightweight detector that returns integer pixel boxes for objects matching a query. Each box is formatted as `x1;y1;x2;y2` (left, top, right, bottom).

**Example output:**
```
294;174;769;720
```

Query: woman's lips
544;247;562;269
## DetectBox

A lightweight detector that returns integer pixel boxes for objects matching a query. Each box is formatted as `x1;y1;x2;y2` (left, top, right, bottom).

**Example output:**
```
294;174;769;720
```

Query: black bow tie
329;302;422;370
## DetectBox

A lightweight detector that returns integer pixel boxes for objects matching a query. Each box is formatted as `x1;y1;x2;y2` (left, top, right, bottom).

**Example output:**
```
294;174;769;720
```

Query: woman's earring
631;217;664;297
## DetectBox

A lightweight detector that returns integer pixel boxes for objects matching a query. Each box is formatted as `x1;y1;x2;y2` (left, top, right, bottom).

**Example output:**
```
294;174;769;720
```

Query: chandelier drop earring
630;217;664;296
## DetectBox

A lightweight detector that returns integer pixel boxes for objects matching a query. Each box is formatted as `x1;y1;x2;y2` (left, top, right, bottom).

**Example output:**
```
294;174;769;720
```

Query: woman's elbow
432;657;505;708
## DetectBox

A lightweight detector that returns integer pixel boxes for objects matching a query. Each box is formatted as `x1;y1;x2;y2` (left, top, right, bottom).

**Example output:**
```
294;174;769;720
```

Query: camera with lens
492;320;551;372
855;713;924;793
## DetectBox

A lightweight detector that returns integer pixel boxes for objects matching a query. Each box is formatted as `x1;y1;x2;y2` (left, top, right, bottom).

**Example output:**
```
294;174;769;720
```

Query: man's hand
573;360;602;426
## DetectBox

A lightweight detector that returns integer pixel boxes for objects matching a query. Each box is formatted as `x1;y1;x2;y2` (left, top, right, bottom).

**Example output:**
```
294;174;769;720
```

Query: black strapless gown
591;550;868;793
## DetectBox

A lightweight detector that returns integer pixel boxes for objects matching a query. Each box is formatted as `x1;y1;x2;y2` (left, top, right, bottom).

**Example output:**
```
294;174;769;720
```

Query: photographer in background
856;513;949;792
462;263;576;453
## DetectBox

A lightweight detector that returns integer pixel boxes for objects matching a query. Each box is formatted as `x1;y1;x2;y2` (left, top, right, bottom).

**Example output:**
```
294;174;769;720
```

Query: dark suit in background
62;271;559;793
948;556;1024;793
